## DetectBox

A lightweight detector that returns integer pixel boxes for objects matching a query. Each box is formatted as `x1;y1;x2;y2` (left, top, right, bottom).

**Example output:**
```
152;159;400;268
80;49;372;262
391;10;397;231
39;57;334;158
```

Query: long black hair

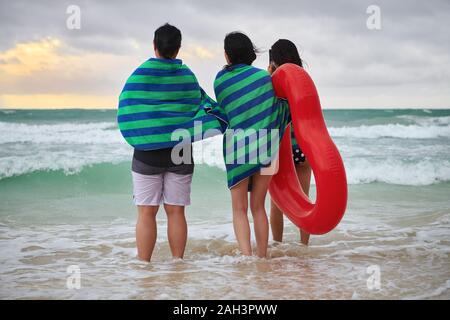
224;32;257;66
269;39;303;70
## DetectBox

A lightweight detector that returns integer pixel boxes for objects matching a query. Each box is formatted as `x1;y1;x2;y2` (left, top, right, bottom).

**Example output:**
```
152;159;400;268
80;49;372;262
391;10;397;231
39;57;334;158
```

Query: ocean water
0;108;449;299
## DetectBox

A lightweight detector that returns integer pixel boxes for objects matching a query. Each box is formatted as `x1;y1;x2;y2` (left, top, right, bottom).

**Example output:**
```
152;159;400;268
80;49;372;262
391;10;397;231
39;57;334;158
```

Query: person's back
119;57;204;151
121;56;198;180
215;64;278;130
214;58;290;189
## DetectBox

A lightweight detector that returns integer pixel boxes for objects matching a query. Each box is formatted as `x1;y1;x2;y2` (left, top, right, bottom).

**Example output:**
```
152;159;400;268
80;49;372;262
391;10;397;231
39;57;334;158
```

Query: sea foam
1;119;449;186
329;123;450;139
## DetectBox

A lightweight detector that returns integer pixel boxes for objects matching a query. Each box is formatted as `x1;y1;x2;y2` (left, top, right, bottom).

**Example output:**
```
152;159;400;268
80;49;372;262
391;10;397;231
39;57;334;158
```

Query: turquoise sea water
0;108;449;299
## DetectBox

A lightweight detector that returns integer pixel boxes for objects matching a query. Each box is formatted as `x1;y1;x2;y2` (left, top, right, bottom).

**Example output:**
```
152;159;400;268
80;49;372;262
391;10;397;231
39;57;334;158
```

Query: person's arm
199;87;228;132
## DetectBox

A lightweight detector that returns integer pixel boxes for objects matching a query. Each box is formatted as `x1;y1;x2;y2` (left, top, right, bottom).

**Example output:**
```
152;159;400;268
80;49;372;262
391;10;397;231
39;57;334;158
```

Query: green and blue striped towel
214;64;291;189
118;58;227;150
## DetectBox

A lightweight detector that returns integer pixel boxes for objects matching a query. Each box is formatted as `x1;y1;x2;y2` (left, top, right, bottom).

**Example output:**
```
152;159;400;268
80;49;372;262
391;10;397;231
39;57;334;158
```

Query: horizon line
1;106;450;111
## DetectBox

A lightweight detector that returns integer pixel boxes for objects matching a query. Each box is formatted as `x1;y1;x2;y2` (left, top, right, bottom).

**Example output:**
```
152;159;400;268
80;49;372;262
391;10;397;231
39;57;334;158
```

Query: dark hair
224;32;257;66
154;23;182;59
269;39;303;70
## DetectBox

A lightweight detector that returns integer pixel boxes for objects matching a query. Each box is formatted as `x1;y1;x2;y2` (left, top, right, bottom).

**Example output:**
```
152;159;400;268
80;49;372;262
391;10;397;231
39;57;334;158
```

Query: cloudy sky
0;0;449;109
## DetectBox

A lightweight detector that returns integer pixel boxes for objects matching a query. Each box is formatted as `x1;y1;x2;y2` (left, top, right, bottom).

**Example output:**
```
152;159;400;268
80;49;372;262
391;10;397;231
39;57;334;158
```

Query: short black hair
154;23;182;59
224;32;257;66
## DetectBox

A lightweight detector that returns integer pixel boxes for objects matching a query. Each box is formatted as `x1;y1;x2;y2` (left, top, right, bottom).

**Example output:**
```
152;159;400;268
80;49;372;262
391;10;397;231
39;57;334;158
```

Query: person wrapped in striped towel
118;24;226;262
214;32;291;258
118;53;226;150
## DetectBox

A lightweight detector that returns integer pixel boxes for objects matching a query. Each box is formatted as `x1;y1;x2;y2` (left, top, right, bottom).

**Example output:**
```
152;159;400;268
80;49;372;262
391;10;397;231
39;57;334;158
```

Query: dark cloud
1;0;449;107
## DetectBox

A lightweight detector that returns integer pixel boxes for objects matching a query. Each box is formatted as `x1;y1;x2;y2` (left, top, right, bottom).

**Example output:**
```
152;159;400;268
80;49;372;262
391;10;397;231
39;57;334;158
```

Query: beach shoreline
1;109;449;300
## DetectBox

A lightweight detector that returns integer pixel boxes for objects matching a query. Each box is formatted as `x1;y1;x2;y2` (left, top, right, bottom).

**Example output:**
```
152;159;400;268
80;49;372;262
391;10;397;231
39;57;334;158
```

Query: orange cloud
0;37;140;108
0;38;221;109
0;37;62;76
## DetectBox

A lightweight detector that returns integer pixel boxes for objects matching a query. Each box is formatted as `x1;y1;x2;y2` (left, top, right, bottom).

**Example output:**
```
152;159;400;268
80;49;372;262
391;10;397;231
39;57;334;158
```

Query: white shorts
131;171;193;206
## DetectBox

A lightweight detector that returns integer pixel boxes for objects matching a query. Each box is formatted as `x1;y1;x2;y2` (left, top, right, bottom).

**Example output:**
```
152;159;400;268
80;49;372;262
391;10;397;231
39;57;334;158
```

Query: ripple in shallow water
0;214;449;300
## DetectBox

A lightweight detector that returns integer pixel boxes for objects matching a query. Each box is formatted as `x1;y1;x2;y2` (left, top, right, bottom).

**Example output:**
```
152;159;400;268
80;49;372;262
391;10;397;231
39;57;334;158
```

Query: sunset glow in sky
1;0;449;109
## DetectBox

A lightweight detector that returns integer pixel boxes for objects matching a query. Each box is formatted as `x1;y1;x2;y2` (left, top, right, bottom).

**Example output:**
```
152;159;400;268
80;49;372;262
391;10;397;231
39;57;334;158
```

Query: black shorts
293;147;306;164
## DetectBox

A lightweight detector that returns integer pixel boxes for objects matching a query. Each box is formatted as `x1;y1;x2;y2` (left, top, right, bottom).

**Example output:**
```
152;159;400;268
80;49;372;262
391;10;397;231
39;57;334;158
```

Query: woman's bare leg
297;160;312;245
164;204;187;259
269;160;312;245
250;172;271;258
270;200;284;242
230;178;251;256
136;205;159;262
